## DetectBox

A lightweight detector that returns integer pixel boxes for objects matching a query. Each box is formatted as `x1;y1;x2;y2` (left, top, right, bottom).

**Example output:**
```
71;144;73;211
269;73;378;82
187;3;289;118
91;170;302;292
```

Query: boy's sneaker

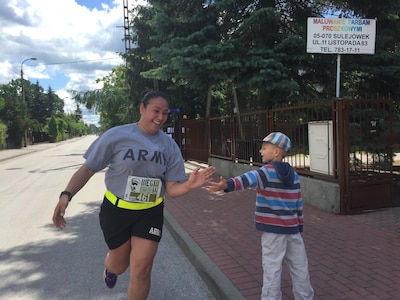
103;268;117;288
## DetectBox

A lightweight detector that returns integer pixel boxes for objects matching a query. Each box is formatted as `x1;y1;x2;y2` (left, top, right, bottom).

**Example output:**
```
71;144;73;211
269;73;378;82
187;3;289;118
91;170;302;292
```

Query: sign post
306;17;376;98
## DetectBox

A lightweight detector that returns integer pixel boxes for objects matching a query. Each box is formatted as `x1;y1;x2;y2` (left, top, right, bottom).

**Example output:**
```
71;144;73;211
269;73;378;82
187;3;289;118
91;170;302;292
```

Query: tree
57;0;400;127
0;78;90;147
29;81;46;124
0;98;27;148
73;65;131;129
336;0;400;99
74;104;83;123
0;97;8;149
29;83;65;123
46;87;64;118
130;0;333;115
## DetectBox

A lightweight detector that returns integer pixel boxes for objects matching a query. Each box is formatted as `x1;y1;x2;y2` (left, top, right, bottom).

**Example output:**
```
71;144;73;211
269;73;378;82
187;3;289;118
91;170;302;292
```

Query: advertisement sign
307;18;376;54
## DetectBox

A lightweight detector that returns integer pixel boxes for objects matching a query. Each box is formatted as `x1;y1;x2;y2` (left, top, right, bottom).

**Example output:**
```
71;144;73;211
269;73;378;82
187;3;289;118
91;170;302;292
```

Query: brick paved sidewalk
165;169;400;299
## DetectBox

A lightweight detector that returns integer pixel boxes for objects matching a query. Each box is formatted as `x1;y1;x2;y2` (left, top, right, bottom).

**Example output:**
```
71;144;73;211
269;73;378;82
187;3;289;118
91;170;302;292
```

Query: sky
0;0;146;125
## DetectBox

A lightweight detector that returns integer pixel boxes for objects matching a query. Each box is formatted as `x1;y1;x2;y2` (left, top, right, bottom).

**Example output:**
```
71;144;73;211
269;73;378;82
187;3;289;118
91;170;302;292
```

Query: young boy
207;132;314;300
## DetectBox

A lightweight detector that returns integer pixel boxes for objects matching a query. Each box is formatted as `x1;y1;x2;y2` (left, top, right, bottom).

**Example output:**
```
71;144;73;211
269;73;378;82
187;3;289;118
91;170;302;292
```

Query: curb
164;209;245;300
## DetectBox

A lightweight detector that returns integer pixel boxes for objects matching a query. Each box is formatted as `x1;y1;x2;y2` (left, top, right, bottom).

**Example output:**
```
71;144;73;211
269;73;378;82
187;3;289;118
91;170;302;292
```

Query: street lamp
20;57;37;147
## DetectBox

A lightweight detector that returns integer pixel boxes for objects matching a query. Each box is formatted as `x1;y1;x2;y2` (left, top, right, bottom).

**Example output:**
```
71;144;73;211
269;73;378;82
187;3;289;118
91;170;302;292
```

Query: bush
0;122;7;150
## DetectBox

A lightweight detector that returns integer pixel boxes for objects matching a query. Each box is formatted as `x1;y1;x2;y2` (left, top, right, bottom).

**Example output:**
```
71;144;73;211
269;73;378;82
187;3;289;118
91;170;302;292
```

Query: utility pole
123;0;133;122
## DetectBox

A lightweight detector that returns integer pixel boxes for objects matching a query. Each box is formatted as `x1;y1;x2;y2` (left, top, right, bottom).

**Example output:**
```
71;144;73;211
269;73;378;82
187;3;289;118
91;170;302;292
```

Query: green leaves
72;0;400;123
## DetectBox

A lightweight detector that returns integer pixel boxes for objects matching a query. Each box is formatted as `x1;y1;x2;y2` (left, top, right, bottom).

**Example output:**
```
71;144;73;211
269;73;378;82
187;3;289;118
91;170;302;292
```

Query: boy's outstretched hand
206;176;228;192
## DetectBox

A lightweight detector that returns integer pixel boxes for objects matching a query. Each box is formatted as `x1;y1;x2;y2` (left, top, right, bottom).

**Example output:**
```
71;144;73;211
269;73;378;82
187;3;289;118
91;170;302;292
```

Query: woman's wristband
59;191;73;202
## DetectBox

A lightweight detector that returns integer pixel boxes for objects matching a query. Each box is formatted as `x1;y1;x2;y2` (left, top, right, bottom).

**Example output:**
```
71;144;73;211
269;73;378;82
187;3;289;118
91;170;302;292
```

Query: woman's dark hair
140;91;170;107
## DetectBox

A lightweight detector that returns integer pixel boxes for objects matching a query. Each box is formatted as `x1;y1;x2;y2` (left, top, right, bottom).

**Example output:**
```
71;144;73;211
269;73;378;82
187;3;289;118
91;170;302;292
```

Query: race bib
123;176;162;203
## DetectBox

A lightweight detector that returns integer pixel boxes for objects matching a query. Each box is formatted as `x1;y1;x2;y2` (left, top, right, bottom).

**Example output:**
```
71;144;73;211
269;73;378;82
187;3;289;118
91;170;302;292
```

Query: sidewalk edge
164;208;245;300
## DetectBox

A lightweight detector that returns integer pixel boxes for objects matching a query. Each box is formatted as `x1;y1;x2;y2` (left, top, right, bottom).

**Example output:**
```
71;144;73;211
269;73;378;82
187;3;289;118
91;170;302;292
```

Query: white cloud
0;0;147;124
0;0;126;88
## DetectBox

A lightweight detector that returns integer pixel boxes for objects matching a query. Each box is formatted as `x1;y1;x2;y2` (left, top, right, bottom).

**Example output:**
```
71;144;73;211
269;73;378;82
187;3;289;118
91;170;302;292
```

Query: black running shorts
99;197;164;250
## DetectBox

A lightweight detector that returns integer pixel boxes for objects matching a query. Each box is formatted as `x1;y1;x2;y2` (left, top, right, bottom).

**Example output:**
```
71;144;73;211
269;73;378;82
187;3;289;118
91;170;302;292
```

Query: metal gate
181;118;209;163
336;98;393;213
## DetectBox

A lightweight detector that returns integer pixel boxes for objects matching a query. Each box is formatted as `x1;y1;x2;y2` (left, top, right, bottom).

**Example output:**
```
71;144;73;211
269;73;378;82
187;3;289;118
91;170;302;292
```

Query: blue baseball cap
260;132;291;152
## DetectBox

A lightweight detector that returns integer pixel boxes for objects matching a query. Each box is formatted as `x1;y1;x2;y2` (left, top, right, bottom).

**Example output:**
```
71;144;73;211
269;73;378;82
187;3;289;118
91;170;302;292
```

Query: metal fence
181;97;397;213
209;100;337;179
207;99;394;175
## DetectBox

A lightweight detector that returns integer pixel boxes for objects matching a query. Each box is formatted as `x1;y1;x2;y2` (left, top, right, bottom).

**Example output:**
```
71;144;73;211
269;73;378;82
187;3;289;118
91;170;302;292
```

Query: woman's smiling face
138;96;169;134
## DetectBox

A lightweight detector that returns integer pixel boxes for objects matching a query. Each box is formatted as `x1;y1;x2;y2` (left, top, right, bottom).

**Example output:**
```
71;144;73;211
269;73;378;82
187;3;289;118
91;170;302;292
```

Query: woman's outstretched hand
187;166;216;189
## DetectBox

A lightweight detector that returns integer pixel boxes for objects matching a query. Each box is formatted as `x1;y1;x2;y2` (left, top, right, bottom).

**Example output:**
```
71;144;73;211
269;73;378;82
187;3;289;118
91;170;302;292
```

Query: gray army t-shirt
84;123;187;198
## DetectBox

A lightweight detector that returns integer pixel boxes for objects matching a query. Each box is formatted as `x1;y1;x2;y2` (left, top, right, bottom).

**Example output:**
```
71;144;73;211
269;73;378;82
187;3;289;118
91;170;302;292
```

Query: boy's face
259;142;282;163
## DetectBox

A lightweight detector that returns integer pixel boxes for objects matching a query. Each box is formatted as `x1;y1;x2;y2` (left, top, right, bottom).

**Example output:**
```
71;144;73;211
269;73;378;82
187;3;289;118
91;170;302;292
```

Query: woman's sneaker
103;268;118;288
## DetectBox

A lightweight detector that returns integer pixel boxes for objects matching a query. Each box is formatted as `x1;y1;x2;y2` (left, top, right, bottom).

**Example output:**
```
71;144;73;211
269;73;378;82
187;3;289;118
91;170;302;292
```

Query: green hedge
0;122;7;150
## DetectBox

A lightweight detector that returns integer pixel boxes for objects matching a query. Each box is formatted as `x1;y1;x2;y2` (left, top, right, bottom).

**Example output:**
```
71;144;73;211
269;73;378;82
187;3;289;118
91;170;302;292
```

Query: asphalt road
0;135;215;300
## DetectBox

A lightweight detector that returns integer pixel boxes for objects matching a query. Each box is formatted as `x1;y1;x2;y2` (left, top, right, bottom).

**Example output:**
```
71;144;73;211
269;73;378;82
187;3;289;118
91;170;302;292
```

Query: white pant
261;232;314;300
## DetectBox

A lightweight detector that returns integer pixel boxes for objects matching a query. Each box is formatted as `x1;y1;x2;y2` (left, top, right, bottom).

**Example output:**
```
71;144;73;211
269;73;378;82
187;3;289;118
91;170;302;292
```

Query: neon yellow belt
105;190;164;210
